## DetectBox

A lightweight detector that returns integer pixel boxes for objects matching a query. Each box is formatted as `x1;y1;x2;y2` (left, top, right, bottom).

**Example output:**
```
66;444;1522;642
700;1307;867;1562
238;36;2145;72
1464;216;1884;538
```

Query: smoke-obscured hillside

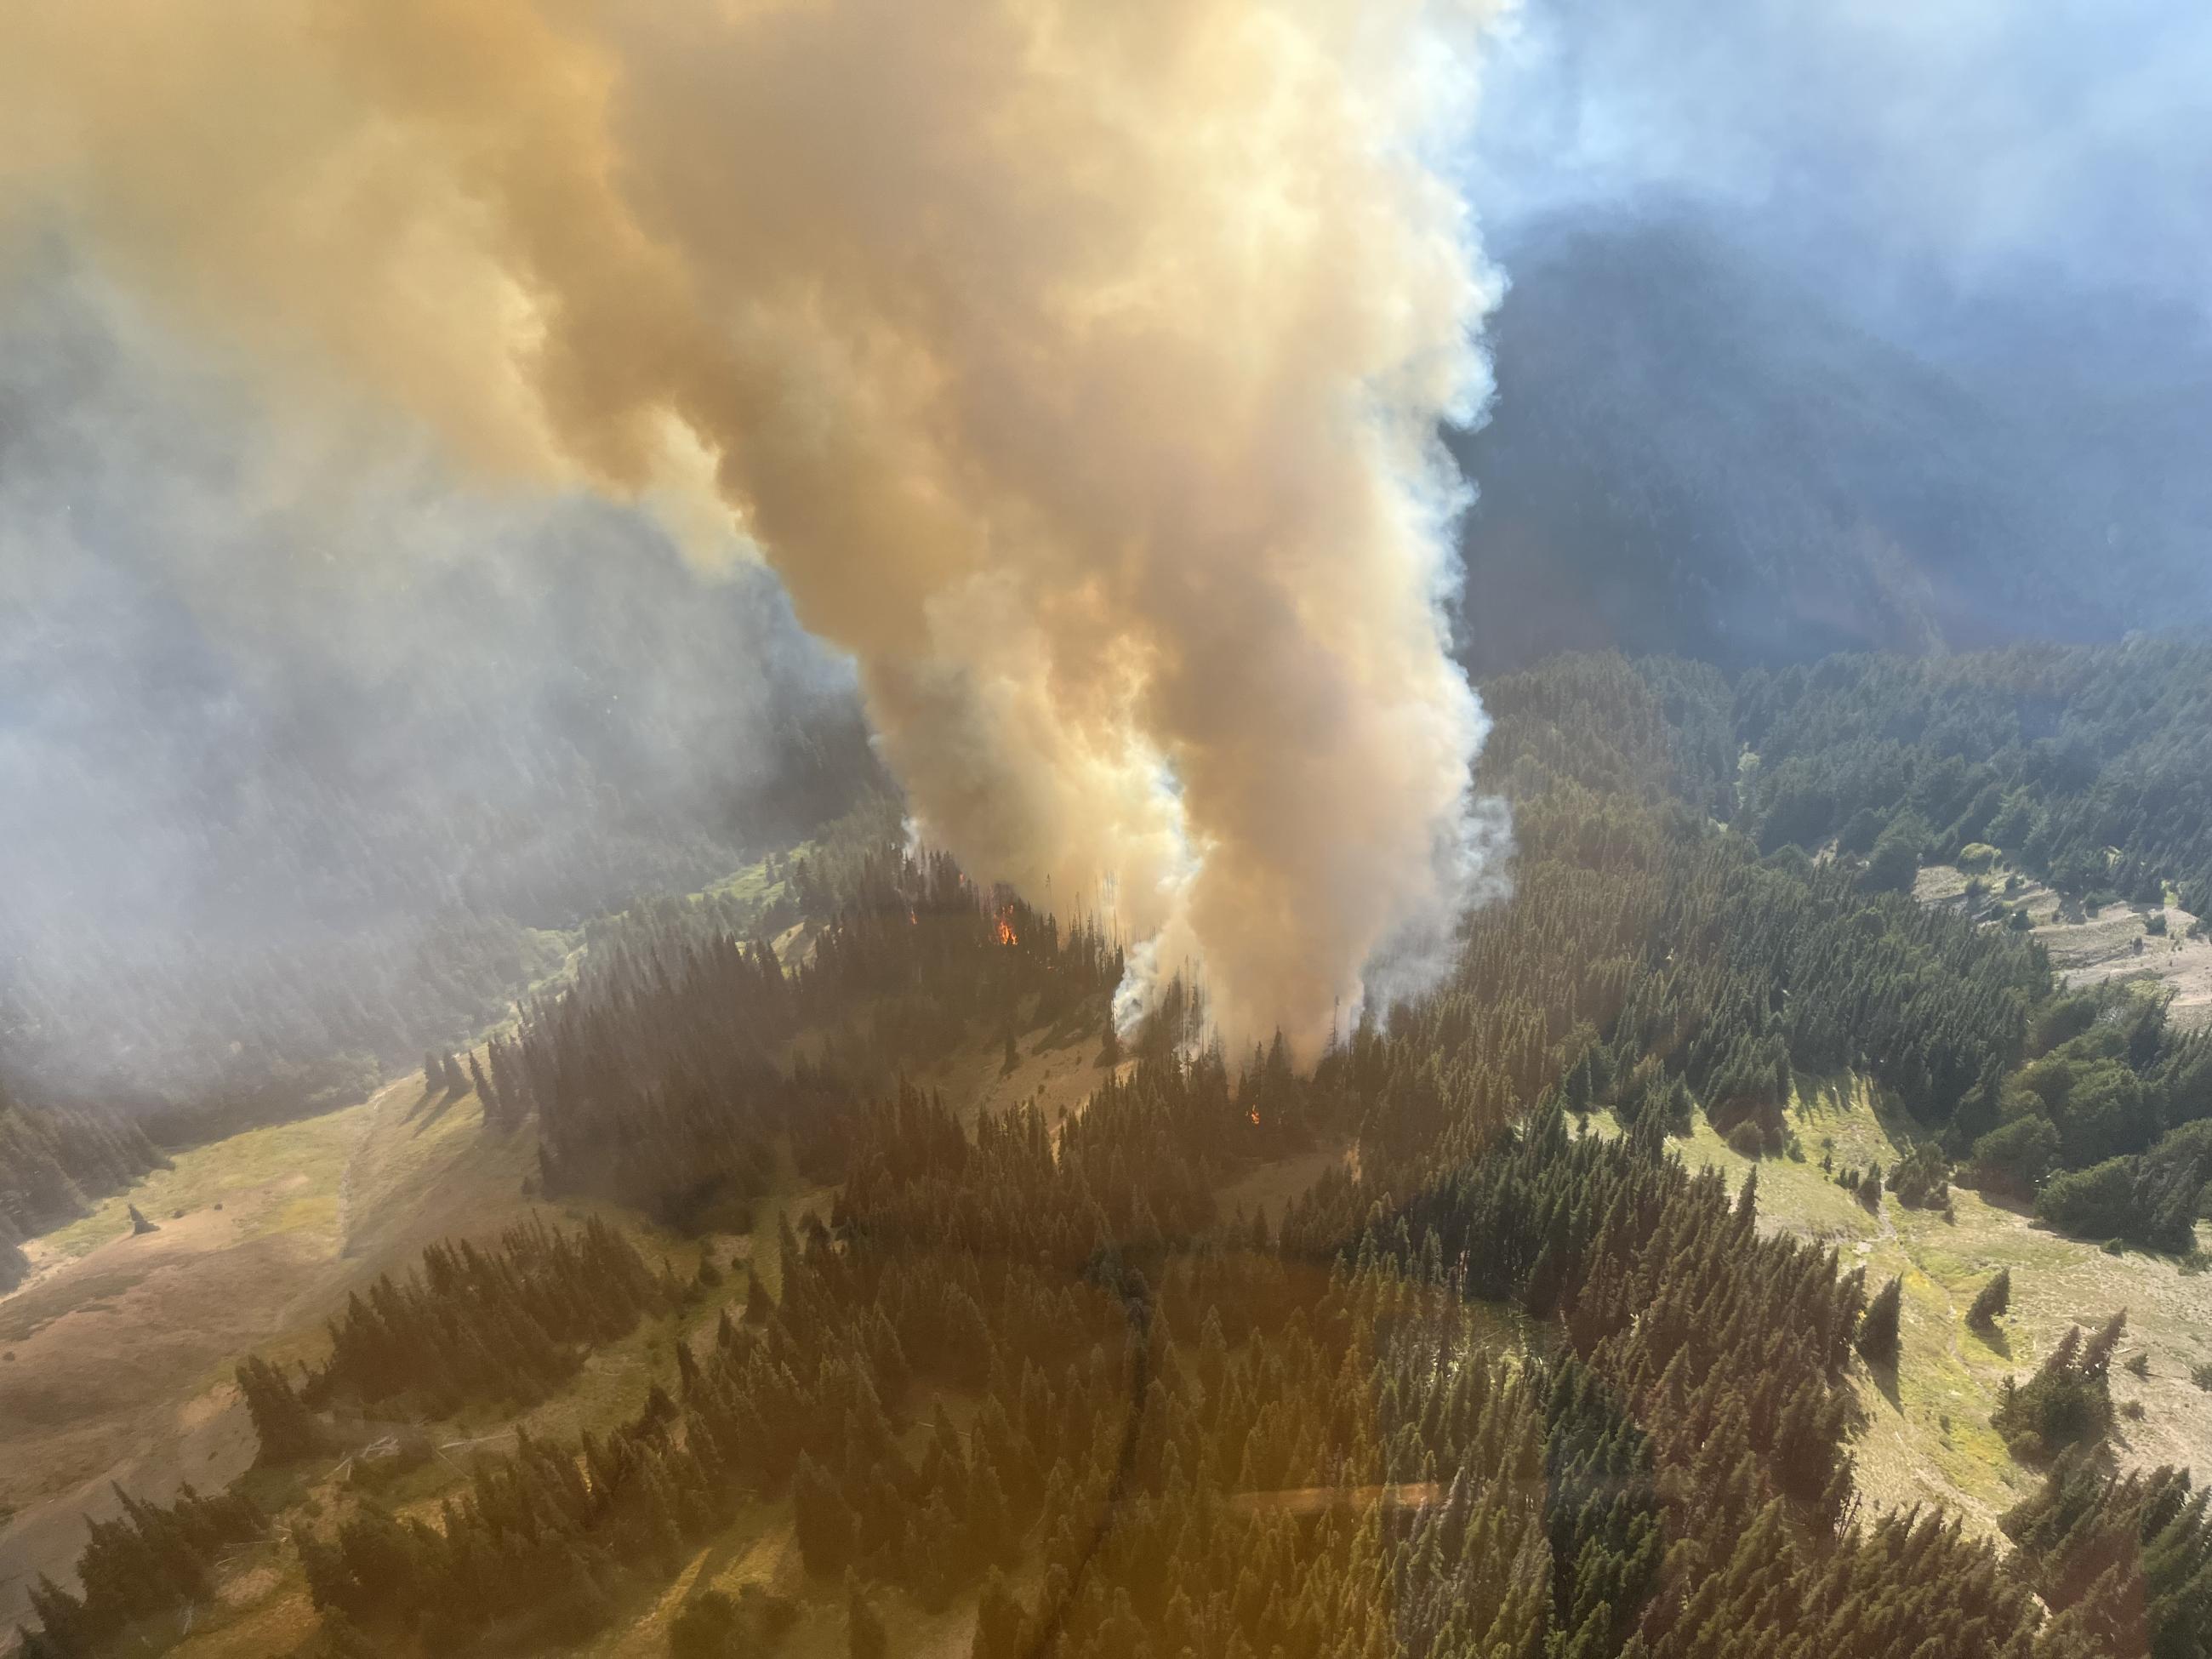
1452;207;2212;672
0;259;878;1119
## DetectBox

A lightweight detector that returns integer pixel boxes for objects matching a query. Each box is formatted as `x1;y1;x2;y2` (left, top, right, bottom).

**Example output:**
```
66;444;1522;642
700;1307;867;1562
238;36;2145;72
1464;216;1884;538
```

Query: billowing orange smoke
0;0;1517;1058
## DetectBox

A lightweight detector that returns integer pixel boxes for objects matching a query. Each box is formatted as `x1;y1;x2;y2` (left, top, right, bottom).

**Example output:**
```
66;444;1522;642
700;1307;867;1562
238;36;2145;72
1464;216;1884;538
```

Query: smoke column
0;0;1514;1057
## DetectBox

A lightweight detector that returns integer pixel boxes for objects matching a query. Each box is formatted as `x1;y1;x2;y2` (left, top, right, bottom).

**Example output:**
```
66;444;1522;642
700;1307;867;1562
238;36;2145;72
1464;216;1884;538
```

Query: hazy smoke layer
1468;0;2212;307
0;252;871;1102
1;0;1514;1055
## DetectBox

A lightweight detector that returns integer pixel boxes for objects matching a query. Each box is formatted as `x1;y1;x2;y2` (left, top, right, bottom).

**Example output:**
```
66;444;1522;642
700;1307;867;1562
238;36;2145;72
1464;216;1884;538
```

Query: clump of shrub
1890;1141;1950;1210
668;1586;797;1658
1971;1114;2060;1196
2037;1120;2212;1254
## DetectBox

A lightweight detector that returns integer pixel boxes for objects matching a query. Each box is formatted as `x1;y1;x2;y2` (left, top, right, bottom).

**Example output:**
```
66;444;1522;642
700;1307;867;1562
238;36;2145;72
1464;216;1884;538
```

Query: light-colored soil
1917;862;2212;1030
1679;1074;2212;1539
0;1070;542;1635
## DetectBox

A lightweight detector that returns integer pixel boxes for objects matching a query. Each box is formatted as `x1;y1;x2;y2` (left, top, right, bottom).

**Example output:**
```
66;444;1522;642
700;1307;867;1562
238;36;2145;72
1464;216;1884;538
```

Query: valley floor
0;1069;539;1636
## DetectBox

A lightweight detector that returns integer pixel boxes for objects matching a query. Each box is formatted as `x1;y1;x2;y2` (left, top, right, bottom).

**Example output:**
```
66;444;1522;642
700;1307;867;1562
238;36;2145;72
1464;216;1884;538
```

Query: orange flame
1249;1108;1261;1126
994;903;1018;946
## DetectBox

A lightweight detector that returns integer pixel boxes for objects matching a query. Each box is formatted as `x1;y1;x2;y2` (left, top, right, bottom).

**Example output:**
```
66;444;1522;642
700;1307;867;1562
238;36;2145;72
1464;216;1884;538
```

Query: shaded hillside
1452;207;2212;671
0;1084;166;1290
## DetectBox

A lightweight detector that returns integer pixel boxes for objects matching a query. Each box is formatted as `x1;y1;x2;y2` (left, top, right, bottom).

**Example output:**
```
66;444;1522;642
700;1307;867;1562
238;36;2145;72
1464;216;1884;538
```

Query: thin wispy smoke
1466;0;2212;307
1;0;1517;1056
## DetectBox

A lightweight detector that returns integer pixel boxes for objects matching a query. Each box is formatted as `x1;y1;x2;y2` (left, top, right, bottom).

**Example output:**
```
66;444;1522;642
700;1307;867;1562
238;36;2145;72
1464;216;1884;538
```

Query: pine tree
793;1454;857;1576
973;1570;1025;1659
1857;1275;1903;1367
1994;1317;2125;1458
847;1576;887;1659
1967;1268;2010;1331
237;1355;326;1464
668;1589;744;1658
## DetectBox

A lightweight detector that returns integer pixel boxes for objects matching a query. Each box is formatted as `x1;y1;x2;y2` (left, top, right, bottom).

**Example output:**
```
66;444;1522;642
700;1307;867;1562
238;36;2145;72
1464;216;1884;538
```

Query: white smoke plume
0;0;1515;1057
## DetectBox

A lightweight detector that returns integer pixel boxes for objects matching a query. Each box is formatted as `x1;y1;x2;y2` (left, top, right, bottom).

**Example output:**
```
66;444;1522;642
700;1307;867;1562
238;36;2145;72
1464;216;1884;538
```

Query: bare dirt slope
0;1071;537;1633
1677;1075;2212;1539
1917;862;2212;1030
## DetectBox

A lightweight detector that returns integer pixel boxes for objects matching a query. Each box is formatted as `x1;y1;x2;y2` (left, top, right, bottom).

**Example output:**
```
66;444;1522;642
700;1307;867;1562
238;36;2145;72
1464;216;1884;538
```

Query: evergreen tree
1857;1275;1903;1367
847;1576;887;1659
669;1590;743;1657
972;1571;1025;1659
236;1355;327;1465
793;1454;857;1576
1967;1268;2011;1331
1994;1316;2126;1459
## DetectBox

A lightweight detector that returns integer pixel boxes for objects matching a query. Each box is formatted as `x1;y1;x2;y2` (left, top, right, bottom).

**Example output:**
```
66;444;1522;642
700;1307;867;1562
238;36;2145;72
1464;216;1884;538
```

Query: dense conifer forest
16;1486;267;1659
16;643;2212;1658
233;1216;671;1438
1733;640;2212;914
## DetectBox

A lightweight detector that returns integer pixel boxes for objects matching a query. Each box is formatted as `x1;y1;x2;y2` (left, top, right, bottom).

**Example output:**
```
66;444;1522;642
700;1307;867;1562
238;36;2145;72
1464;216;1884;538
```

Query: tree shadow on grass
404;1079;454;1122
410;1090;465;1137
1865;1354;1904;1413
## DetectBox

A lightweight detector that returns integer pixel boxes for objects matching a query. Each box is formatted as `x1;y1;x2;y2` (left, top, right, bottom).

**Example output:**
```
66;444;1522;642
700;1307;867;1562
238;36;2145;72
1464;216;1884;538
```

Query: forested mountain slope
20;651;2208;1659
1452;208;2212;671
0;1086;166;1291
1736;638;2212;914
